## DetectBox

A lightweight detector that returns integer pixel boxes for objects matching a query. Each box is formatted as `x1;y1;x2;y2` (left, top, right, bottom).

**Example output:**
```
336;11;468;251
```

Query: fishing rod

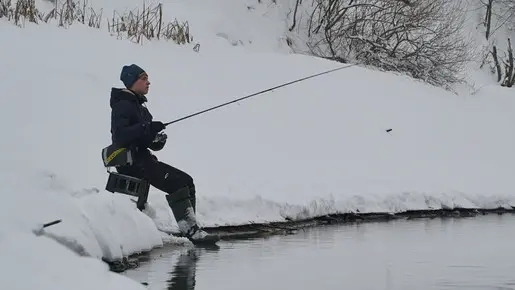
164;63;355;126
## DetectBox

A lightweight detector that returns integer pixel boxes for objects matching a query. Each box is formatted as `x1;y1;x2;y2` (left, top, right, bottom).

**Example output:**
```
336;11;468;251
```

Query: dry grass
0;0;192;45
39;0;102;28
107;2;192;45
0;0;41;26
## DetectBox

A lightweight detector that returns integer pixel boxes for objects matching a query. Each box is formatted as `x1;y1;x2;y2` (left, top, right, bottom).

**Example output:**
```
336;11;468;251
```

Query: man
110;64;219;244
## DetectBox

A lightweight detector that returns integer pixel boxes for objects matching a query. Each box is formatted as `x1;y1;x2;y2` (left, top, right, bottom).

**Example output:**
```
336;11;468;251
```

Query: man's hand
149;132;167;151
151;121;165;133
143;121;166;148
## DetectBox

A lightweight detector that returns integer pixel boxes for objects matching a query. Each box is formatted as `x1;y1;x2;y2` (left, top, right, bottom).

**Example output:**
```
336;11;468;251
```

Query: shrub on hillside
40;0;102;28
290;0;471;89
107;3;192;45
0;0;191;46
0;0;41;25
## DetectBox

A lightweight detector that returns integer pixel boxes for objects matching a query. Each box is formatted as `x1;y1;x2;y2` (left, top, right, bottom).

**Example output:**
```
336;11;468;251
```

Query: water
123;214;515;290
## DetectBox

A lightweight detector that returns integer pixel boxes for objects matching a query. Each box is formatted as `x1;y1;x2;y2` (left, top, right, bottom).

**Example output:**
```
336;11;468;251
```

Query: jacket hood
110;87;148;108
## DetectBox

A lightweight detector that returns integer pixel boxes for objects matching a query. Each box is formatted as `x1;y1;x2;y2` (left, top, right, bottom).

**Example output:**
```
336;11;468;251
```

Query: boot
182;223;220;245
166;187;220;244
189;185;196;213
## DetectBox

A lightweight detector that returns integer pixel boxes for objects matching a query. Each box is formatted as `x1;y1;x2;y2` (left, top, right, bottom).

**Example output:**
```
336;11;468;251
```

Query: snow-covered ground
1;0;515;288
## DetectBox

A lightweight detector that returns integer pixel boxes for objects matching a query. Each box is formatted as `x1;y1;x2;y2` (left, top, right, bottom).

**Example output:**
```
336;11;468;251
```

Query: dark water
123;214;515;290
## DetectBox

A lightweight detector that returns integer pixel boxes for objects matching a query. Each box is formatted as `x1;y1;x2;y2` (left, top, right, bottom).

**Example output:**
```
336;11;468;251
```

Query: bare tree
483;0;515;37
481;0;515;87
300;0;471;88
484;0;494;40
501;38;515;87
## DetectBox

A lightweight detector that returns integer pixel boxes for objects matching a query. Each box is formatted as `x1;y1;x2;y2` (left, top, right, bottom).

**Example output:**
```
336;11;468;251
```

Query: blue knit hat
120;64;146;88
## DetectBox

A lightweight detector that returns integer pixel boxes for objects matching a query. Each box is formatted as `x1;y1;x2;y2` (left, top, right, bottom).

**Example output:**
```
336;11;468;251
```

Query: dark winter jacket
110;88;162;163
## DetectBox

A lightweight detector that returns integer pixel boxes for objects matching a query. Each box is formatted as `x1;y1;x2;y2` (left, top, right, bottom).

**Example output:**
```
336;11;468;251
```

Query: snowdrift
1;0;515;287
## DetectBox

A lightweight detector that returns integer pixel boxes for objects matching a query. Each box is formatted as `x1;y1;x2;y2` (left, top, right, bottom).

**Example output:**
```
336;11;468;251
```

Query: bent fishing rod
164;63;355;126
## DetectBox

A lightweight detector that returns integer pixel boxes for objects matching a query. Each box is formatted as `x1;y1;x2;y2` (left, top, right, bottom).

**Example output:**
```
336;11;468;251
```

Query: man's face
131;73;150;95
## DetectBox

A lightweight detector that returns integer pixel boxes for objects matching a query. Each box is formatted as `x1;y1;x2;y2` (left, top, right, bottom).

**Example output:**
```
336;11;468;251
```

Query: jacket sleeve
111;100;149;146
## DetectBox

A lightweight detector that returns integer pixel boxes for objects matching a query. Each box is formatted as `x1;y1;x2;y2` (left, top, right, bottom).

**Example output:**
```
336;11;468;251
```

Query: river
123;214;515;290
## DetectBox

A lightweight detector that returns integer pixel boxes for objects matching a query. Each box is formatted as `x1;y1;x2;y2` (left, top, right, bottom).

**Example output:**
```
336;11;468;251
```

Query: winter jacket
109;88;163;164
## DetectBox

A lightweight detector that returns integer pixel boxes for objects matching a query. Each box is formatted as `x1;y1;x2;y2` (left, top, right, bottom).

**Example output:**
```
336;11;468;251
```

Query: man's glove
149;132;167;151
154;132;167;143
151;121;165;134
144;121;165;146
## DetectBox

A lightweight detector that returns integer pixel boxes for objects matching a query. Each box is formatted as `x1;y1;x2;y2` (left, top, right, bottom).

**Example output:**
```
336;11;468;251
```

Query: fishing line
164;63;355;126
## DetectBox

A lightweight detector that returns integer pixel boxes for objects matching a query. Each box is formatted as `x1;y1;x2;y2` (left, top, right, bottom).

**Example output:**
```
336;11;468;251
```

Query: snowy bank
0;231;147;290
1;0;515;285
4;16;515;232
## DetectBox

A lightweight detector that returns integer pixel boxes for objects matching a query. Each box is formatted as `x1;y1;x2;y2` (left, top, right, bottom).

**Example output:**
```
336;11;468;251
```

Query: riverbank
106;206;515;273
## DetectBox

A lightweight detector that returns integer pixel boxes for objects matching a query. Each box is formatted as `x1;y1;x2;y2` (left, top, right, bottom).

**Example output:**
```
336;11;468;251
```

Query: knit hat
120;64;146;88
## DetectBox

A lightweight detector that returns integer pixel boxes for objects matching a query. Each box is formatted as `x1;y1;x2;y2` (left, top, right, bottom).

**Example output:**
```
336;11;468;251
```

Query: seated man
109;64;219;244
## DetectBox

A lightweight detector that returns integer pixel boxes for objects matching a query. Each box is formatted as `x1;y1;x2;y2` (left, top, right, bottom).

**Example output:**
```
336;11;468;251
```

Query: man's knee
167;186;191;203
143;161;192;193
173;167;194;197
184;173;194;187
159;162;193;185
174;165;194;186
188;184;196;200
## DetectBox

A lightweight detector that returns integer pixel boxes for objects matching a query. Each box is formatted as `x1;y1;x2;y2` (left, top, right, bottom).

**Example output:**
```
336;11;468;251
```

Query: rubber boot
189;185;196;213
166;186;220;244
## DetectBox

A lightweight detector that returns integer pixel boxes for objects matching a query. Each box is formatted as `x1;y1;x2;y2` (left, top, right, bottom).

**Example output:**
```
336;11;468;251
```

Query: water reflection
124;214;515;290
167;248;197;290
167;245;220;290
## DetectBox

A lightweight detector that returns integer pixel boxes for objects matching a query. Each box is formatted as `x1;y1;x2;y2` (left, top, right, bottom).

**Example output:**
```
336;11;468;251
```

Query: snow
1;0;515;288
0;231;147;290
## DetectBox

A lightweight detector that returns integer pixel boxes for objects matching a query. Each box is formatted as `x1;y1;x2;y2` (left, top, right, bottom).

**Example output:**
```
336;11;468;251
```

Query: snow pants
117;156;197;221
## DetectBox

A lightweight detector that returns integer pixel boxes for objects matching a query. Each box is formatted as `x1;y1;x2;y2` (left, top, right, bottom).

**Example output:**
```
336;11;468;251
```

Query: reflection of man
167;246;221;290
168;248;199;290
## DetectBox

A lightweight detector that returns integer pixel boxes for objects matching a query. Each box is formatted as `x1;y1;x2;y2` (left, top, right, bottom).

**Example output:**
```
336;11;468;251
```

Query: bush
0;0;192;46
0;0;41;26
290;0;471;89
38;0;102;28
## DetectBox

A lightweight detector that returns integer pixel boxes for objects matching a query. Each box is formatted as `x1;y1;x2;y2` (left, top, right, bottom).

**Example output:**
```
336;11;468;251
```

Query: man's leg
117;161;195;212
153;163;196;213
144;161;196;211
139;160;193;218
139;159;219;243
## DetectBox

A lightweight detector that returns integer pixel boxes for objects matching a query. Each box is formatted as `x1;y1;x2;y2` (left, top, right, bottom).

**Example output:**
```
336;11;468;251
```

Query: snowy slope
1;0;515;288
0;231;147;290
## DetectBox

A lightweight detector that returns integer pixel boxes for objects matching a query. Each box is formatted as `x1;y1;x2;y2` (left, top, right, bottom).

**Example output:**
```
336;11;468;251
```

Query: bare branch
301;0;471;88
